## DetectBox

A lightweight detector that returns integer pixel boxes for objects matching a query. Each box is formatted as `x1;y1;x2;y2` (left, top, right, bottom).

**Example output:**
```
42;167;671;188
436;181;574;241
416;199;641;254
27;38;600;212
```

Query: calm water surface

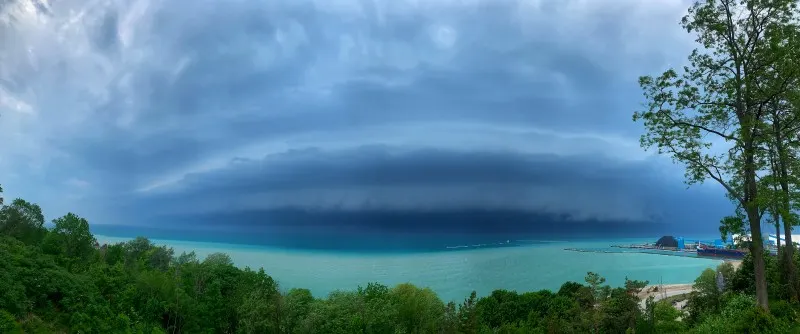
96;235;721;302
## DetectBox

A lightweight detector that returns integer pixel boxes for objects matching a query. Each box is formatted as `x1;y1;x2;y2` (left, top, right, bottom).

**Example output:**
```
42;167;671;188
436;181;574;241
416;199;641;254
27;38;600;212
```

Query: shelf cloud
0;0;729;234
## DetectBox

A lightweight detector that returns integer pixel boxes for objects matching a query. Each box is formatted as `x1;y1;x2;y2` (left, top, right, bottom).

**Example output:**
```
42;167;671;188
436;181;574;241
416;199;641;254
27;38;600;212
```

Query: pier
563;235;751;260
564;246;702;258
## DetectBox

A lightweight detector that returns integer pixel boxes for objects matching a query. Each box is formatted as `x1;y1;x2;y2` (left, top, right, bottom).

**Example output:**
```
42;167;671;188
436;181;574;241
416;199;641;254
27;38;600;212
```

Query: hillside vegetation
2;189;800;333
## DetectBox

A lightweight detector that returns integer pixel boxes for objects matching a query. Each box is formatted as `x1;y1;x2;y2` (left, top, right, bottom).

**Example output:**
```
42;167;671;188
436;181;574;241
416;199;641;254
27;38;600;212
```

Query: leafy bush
769;299;798;322
0;310;22;334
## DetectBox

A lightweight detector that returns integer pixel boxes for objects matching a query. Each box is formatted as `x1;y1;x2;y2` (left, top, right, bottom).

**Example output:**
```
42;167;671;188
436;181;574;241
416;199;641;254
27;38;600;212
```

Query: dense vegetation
3;184;800;333
633;0;800;311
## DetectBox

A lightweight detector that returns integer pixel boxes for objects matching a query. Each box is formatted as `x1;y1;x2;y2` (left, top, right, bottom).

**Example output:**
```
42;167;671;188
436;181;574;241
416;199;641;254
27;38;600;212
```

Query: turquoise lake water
96;235;722;302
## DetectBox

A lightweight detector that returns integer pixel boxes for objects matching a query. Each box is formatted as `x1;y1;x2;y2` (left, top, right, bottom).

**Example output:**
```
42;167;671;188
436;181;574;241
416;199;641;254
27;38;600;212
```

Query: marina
565;235;755;260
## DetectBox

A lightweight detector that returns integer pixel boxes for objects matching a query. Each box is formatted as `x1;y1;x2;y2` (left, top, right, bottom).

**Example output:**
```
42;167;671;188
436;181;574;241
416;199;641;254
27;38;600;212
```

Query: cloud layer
0;0;731;235
125;146;715;222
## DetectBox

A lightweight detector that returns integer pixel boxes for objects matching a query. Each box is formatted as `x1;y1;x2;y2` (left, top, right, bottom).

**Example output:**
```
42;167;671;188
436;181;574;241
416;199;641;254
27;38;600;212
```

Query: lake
95;235;721;302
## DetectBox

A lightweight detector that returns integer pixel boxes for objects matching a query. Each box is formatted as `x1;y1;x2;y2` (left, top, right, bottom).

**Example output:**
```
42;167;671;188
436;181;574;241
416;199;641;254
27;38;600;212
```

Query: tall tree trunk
747;206;770;309
779;178;798;302
776;216;781;256
745;139;769;310
774;118;799;301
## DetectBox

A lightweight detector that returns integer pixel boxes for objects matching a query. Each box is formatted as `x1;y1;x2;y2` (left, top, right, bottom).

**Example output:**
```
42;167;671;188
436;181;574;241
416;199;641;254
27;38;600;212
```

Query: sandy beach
638;284;693;300
637;283;693;310
637;259;742;309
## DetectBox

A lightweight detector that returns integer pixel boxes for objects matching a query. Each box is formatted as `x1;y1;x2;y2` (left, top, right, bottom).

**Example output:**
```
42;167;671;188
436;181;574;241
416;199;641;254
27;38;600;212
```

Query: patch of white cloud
65;177;91;188
515;0;694;77
429;24;457;49
0;88;34;114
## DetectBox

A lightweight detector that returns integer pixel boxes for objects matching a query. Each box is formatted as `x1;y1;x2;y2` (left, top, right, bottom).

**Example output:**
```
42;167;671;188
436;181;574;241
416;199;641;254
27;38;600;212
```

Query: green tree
122;236;154;268
693;293;791;333
0;198;46;245
104;243;125;266
390;283;445;334
596;278;647;333
0;310;22;334
458;291;479;334
585;272;606;304
717;262;736;292
42;213;97;267
283;288;314;333
652;301;686;333
174;251;198;266
475;289;524;329
761;107;800;301
299;290;366;334
584;272;607;333
0;238;28;315
203;252;233;267
687;268;722;324
237;269;281;333
146;245;174;272
633;0;800;310
357;282;398;333
442;301;459;334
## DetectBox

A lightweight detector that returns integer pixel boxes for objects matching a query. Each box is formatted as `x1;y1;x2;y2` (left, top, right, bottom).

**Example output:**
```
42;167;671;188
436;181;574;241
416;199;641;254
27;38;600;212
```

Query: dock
565;246;702;259
563;235;751;260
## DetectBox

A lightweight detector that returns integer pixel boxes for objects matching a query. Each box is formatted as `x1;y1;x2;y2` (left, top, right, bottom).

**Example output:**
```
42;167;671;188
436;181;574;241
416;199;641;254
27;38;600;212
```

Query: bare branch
659;110;740;143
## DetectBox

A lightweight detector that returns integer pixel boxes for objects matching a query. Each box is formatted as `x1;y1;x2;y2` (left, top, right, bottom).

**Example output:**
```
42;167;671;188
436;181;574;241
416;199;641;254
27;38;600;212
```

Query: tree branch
663;113;741;143
665;143;745;205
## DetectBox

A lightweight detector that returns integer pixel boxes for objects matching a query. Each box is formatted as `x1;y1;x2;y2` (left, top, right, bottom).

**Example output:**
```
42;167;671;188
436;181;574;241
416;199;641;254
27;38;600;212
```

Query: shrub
0;310;22;334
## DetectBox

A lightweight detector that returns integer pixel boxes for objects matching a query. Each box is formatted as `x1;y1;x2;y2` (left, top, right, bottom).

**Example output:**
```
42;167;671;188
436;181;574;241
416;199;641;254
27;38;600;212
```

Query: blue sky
0;0;732;234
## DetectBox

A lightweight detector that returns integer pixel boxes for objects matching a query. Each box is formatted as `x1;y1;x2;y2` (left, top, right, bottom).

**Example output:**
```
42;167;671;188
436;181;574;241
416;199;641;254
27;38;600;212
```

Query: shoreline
637;259;741;306
95;234;729;303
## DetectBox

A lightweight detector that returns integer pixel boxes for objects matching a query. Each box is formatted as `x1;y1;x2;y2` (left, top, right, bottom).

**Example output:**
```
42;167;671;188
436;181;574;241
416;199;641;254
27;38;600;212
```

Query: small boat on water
696;244;747;259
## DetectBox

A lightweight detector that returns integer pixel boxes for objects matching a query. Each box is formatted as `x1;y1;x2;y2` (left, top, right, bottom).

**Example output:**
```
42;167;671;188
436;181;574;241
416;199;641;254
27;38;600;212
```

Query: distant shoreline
94;232;728;256
637;259;742;305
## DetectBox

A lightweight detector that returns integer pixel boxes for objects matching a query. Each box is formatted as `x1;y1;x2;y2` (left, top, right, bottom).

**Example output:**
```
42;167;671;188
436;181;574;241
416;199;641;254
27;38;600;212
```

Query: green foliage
283;288;314;332
693;294;795;334
458;290;479;334
391;283;446;333
652;301;685;333
686;268;722;323
42;213;97;270
0;310;22;334
634;0;800;311
0;198;46;245
729;251;787;300
585;271;606;303
598;279;648;334
237;268;280;333
769;299;799;323
717;262;735;289
5;187;800;333
122;236;154;268
0;238;29;315
4;224;800;334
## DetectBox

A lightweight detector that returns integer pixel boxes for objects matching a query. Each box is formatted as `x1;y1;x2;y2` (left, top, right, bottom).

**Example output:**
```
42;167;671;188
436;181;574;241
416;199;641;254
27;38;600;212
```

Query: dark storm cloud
115;145;731;230
0;0;717;230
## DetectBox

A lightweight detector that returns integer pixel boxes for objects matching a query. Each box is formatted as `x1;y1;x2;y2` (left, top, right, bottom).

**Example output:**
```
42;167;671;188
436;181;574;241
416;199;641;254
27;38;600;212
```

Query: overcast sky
0;0;733;233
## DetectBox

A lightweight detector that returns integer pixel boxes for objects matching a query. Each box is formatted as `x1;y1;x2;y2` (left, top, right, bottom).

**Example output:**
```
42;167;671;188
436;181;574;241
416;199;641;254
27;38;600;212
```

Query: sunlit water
96;235;721;302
